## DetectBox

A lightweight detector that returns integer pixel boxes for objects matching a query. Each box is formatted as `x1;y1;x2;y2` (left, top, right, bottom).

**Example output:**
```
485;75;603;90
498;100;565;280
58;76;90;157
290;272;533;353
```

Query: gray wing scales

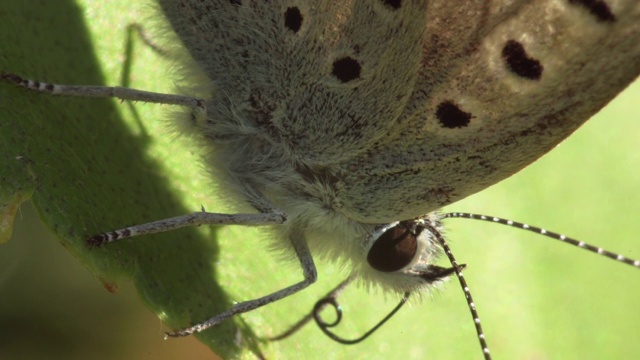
158;1;639;224
335;0;640;222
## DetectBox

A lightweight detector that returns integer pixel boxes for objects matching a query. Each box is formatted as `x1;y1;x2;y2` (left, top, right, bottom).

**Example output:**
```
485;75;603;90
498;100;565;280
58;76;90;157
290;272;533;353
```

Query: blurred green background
1;1;639;359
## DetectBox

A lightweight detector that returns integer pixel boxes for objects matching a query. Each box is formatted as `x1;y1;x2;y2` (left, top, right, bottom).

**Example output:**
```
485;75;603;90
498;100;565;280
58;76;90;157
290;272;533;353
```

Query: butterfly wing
336;0;640;222
158;1;639;223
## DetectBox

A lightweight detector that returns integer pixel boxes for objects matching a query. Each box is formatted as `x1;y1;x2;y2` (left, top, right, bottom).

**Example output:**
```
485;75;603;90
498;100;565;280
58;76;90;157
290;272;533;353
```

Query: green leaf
0;1;250;358
0;155;35;244
1;1;639;360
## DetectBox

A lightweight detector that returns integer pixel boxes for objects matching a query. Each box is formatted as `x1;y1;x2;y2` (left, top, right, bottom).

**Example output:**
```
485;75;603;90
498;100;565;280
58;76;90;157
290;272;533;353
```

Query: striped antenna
423;221;492;360
444;212;640;268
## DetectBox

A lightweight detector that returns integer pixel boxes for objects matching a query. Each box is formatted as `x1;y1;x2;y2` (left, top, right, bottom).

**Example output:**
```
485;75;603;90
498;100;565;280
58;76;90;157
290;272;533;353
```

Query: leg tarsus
166;230;317;337
267;275;356;341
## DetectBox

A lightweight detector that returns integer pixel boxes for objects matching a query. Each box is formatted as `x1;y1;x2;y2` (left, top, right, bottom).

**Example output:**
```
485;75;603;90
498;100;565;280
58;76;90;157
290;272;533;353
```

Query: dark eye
367;222;418;272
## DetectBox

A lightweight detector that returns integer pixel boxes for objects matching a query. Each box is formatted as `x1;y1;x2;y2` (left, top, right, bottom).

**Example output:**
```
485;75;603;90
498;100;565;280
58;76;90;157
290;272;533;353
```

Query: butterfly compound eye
367;222;418;272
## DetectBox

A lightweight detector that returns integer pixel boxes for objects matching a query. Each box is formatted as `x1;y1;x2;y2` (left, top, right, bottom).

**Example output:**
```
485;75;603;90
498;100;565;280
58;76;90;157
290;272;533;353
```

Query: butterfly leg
167;229;317;337
0;72;206;121
268;275;356;341
87;211;287;246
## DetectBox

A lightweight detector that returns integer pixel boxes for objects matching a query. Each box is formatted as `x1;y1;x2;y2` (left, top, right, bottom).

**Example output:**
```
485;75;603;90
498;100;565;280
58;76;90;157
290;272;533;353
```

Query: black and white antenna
273;212;639;360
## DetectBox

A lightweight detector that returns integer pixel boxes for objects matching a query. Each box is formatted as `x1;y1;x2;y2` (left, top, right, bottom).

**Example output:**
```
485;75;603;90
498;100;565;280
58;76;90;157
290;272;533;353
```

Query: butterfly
1;0;639;359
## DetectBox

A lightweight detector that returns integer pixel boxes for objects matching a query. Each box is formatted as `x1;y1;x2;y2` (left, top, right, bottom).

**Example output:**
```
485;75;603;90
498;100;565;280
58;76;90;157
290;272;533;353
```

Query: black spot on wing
569;0;616;23
332;57;361;83
284;7;303;32
502;40;543;80
436;101;472;128
381;0;402;10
